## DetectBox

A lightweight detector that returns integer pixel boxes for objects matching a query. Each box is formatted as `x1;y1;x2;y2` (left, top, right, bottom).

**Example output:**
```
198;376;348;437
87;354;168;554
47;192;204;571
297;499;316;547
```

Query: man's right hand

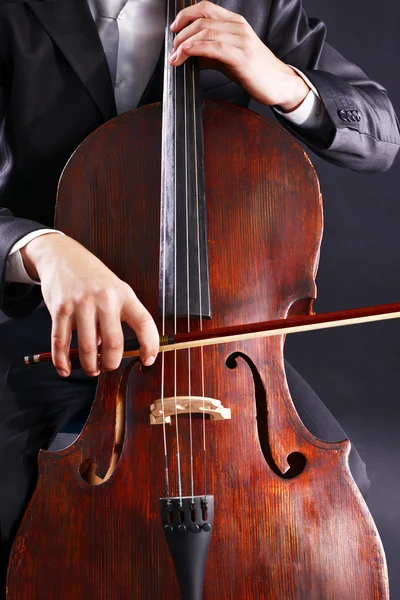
20;233;159;377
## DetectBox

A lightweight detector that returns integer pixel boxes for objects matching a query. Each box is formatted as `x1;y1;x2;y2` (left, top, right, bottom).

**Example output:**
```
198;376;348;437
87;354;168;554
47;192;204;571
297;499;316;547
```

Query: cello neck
159;0;211;323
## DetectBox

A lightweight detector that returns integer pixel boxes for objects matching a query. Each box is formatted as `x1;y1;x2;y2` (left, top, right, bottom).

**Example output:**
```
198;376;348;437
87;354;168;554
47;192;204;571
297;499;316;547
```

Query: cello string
172;0;184;506
159;0;175;501
160;356;170;498
190;54;208;498
182;0;195;503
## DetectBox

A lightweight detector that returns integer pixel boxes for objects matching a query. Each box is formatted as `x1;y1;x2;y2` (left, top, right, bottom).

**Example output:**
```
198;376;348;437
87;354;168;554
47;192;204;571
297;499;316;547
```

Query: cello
6;0;389;597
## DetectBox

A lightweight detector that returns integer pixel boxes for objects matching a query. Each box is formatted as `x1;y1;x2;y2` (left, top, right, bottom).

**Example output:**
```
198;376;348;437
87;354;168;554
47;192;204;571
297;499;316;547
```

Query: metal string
183;50;195;503
173;0;183;506
164;0;208;504
183;0;208;501
159;0;178;501
190;56;208;498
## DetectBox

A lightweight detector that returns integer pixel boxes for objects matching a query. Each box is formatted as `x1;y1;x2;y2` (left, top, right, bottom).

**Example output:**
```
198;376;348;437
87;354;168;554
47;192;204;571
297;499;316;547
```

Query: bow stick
24;301;400;365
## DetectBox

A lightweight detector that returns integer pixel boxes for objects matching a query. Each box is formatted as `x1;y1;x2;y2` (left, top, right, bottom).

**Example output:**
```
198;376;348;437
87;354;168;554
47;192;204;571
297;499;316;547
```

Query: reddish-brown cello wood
7;102;388;599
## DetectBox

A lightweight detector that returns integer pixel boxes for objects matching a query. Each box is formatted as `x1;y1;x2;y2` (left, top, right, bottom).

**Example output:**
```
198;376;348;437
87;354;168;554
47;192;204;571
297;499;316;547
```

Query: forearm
263;0;400;173
275;67;400;173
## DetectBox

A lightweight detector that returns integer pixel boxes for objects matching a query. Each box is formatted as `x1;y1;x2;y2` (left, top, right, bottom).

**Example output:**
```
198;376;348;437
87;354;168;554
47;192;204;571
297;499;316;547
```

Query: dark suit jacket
0;0;399;318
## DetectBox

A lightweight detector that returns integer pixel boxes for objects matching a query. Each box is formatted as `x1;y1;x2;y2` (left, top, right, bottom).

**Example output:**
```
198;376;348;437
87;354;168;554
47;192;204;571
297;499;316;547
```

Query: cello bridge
150;396;231;425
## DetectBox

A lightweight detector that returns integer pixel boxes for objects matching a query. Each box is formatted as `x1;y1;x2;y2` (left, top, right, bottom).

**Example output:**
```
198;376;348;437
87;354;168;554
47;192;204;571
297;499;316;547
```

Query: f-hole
226;351;306;479
79;360;138;485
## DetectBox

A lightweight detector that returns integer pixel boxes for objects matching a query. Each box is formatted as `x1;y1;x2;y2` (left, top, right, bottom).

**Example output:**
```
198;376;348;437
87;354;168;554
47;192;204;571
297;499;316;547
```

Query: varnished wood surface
7;102;388;599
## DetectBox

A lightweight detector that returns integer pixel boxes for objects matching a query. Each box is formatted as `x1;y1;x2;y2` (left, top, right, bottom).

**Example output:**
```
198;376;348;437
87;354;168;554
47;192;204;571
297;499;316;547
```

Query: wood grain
7;102;388;599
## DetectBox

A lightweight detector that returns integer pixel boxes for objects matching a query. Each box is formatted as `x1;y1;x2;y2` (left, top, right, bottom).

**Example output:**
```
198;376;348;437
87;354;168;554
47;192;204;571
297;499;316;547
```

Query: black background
252;0;400;594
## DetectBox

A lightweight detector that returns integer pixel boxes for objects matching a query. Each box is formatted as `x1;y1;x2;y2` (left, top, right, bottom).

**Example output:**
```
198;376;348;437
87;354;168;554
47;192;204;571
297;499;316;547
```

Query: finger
173;18;247;51
121;291;159;367
51;304;74;377
172;30;245;63
96;310;125;372
75;303;101;376
170;40;244;68
171;1;246;32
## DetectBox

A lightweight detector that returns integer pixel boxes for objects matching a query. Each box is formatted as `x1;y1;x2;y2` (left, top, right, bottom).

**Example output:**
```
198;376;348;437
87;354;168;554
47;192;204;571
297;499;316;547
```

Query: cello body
7;102;388;599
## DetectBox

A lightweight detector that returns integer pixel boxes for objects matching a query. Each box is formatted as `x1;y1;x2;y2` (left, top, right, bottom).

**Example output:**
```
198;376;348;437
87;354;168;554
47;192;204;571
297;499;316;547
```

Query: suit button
338;108;361;122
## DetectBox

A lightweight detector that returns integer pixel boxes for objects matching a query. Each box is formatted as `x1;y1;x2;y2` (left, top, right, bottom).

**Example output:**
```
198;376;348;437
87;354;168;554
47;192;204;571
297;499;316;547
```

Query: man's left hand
170;0;310;112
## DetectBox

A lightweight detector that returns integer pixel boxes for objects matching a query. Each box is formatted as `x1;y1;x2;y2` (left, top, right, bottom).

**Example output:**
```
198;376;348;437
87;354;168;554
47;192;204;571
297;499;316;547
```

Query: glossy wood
7;102;389;599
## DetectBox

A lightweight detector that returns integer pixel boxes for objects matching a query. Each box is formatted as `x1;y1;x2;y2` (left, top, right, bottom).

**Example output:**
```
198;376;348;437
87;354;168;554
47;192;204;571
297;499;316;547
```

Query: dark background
252;0;400;595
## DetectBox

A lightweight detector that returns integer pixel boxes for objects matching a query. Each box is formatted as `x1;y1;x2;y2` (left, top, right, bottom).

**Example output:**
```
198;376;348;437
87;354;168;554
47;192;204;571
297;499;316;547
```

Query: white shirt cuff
6;229;65;285
272;65;327;129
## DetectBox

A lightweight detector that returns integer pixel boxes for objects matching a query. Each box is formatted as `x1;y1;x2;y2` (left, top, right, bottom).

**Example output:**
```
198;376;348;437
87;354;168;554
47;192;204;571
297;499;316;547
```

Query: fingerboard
159;0;211;320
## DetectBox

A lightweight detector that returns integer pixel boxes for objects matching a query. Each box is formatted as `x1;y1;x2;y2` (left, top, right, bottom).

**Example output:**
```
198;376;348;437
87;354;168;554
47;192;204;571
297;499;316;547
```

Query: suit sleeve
0;68;49;316
0;207;47;317
264;0;400;173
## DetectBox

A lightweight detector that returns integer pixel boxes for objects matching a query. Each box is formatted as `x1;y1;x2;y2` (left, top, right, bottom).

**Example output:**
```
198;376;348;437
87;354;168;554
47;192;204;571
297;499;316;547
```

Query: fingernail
89;371;101;377
170;51;178;61
58;370;69;378
143;356;155;367
170;19;177;29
